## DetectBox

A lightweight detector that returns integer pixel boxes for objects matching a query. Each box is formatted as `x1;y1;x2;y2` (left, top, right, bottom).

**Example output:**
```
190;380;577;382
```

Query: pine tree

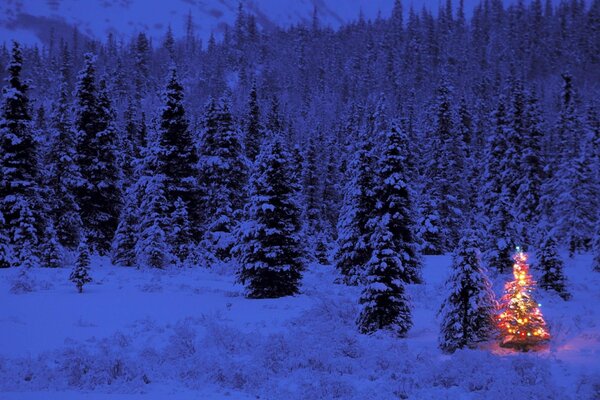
41;221;62;268
244;83;263;162
0;42;43;265
357;217;412;337
11;195;40;268
335;132;376;284
236;138;304;298
0;212;13;268
593;218;600;272
438;233;497;353
198;97;247;258
482;99;515;273
375;122;423;284
70;239;92;293
47;79;82;248
111;189;138;267
135;174;172;269
156;66;200;228
537;234;570;300
169;197;193;265
74;55;122;253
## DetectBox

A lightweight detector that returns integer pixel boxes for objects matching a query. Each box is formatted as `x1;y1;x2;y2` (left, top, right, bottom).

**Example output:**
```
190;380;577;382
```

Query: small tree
498;249;550;350
169;197;193;266
537;234;570;300
357;217;412;337
70;239;92;293
111;191;138;267
236;138;304;298
438;233;497;353
0;212;12;268
41;221;62;268
593;219;600;272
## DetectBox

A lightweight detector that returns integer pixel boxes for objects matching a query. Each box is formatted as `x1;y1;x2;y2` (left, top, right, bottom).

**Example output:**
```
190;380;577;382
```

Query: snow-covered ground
0;253;599;399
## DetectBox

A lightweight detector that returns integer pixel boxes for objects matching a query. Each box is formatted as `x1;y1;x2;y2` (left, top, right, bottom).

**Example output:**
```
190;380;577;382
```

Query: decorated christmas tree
497;248;550;350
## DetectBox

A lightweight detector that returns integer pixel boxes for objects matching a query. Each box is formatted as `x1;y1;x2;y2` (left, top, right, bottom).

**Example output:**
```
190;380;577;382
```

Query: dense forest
1;0;599;296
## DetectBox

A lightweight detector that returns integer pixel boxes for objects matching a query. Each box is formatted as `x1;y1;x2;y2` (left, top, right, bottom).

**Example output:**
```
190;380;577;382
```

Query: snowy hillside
0;254;598;399
0;0;399;45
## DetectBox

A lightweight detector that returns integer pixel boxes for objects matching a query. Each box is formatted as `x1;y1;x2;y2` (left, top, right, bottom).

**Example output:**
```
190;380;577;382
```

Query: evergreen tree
156;66;200;227
375;122;423;284
41;221;62;268
198;97;247;258
236;138;304;298
438;233;497;353
47;79;82;248
0;212;13;268
593;218;600;272
70;239;92;293
244;83;262;162
169;197;193;265
111;189;138;267
537;234;570;300
135;174;172;269
0;42;43;265
482;99;515;273
357;217;412;337
335;132;376;284
74;55;122;253
11;195;40;268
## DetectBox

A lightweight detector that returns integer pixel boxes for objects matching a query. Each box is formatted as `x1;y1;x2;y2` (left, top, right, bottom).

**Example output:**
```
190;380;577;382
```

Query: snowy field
0;254;599;399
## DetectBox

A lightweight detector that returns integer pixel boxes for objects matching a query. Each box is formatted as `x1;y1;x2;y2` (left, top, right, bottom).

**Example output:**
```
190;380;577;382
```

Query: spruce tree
0;212;13;268
482;99;515;273
244;83;262;162
135;174;172;269
111;189;138;267
156;66;200;228
74;55;122;253
438;233;497;353
335;131;376;284
0;42;43;265
70;239;92;293
375;122;423;284
47;79;82;248
169;197;193;265
41;221;62;268
198;97;247;258
537;234;570;300
593;218;600;272
357;217;412;337
236;138;304;298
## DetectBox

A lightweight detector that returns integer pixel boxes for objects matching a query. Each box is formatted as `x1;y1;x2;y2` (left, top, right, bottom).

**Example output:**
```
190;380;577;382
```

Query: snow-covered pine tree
0;42;44;266
482;98;515;273
111;188;138;267
438;232;496;353
375;121;423;284
514;90;545;247
335;129;377;284
135;174;172;269
156;65;200;230
537;234;570;300
47;78;82;248
70;238;92;293
11;195;40;268
302;135;324;258
593;218;600;272
244;82;263;162
41;221;62;268
198;96;247;259
169;197;193;265
236;137;304;298
0;212;13;268
357;216;412;337
74;55;122;254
